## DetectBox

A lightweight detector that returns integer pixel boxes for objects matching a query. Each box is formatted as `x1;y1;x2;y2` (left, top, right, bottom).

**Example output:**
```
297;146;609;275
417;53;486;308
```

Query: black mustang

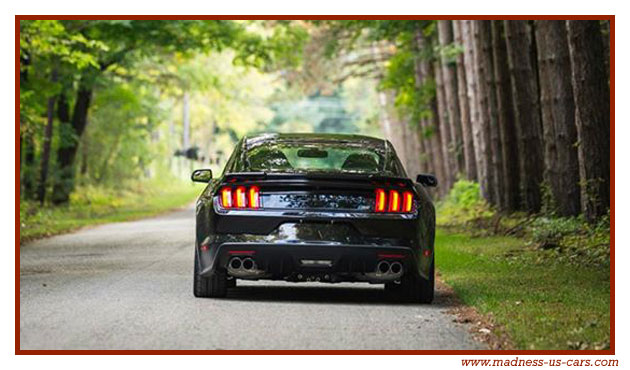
191;133;437;303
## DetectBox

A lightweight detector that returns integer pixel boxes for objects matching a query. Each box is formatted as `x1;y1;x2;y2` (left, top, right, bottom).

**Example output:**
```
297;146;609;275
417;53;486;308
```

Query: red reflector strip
235;186;247;208
423;249;432;257
403;191;413;212
228;250;256;255
221;188;232;208
378;253;405;259
375;188;386;212
388;190;400;212
248;186;260;209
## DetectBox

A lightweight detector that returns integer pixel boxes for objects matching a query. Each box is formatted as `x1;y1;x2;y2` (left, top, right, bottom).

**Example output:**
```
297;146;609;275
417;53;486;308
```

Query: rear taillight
388;190;400;212
375;188;387;212
235;186;247;208
221;188;233;208
220;185;260;209
375;188;415;213
403;191;413;212
248;186;260;209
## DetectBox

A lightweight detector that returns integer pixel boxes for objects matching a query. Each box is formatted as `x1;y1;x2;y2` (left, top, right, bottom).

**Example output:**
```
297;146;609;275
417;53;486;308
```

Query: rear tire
388;260;434;303
227;277;237;288
193;251;228;298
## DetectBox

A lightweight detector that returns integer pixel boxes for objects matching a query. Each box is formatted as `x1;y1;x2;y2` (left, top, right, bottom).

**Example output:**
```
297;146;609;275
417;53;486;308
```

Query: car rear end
194;134;436;302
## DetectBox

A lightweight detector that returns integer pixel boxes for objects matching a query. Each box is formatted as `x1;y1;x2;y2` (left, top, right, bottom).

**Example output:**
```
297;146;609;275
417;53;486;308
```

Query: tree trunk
36;68;59;204
414;29;445;191
566;20;610;222
453;21;477;181
535;20;580;216
601;20;610;83
80;134;89;176
19;50;35;199
406;121;423;177
434;60;454;191
504;20;545;213
491;20;520;211
428;64;448;197
470;21;494;203
438;20;464;178
477;20;504;209
52;79;93;204
21;134;36;198
183;91;191;149
416;124;428;174
461;20;485;196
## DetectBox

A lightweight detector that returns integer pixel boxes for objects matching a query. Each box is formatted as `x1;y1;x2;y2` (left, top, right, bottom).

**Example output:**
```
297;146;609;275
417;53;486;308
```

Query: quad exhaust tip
229;257;242;270
242;257;255;271
375;260;404;277
228;256;258;272
377;260;390;274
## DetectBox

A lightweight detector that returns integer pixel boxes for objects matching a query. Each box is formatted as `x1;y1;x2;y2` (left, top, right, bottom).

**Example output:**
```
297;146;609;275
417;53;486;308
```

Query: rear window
245;141;397;175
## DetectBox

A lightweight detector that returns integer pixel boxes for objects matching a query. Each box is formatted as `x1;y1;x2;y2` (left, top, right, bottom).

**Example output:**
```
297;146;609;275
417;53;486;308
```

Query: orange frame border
15;14;615;355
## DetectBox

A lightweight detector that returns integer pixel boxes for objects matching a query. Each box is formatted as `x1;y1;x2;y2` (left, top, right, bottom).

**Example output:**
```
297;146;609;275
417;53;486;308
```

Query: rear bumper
199;242;424;283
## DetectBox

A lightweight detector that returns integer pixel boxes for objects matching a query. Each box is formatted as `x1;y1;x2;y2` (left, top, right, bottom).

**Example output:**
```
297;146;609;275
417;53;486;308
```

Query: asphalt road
20;206;482;350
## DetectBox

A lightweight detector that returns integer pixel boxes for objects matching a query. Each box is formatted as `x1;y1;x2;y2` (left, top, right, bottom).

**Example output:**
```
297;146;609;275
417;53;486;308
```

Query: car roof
243;133;388;150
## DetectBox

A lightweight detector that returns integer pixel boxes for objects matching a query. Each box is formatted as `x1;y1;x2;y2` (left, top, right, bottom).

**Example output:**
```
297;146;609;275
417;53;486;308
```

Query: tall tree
36;67;58;203
437;20;464;177
476;20;504;208
414;28;446;192
461;20;485;195
566;20;610;222
504;20;544;212
491;20;520;211
470;21;494;203
453;20;477;181
46;20;266;203
434;60;455;190
535;20;580;216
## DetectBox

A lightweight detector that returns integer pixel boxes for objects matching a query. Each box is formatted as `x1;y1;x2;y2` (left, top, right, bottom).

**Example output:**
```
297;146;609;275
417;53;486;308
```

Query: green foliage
20;178;203;241
313;20;440;128
531;213;610;267
20;20;314;205
437;179;610;268
437;231;610;350
434;41;464;64
436;179;494;226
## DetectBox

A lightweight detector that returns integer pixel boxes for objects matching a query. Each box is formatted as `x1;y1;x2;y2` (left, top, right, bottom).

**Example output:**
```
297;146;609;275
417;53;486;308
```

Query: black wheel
193;251;228;298
388;260;434;303
227;277;237;288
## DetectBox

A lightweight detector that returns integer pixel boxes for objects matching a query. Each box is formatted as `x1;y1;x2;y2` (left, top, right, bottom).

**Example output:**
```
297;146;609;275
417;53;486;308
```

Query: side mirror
191;169;212;183
416;173;438;187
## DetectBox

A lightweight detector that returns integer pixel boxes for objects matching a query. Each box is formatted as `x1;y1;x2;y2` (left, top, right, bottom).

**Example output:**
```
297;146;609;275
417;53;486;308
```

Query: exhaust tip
390;261;403;274
377;260;390;274
229;257;242;270
242;258;255;270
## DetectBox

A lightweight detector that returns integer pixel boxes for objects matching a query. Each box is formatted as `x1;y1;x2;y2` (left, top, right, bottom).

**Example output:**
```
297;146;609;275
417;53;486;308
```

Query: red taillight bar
235;186;247;208
388;190;401;212
221;188;233;208
375;188;387;212
220;185;260;209
248;186;260;209
374;188;415;213
403;191;413;212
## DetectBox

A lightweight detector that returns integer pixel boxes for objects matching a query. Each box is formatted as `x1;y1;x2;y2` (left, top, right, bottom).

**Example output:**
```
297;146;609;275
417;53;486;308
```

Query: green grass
20;180;204;242
436;230;610;350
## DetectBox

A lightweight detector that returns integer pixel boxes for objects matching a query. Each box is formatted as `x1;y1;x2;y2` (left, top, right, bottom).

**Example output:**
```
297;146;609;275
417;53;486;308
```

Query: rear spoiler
223;172;416;189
